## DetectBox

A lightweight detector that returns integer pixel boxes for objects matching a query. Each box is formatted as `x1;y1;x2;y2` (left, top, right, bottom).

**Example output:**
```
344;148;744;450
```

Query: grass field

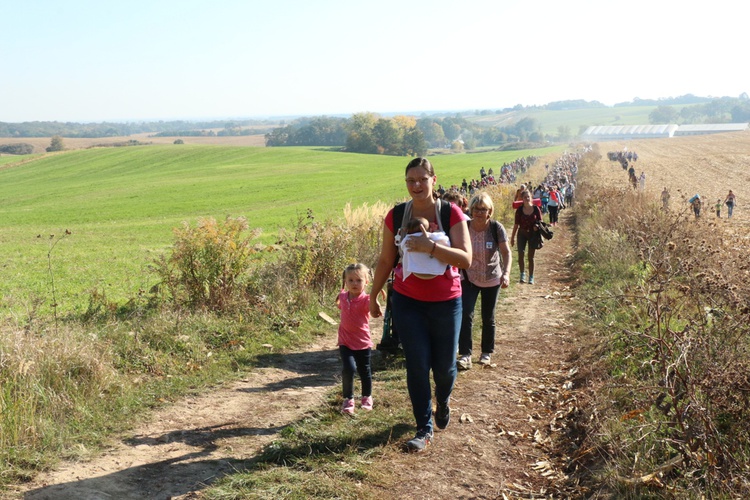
0;145;560;317
468;105;659;134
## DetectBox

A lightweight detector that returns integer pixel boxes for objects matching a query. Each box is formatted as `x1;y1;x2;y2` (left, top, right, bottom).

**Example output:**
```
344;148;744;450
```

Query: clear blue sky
1;0;746;123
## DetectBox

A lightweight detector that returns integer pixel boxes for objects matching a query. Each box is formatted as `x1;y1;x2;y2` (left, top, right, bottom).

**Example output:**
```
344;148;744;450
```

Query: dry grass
0;132;266;154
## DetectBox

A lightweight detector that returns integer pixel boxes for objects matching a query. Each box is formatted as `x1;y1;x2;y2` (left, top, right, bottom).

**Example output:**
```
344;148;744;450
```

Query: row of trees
0;119;276;139
264;113;549;155
649;95;750;124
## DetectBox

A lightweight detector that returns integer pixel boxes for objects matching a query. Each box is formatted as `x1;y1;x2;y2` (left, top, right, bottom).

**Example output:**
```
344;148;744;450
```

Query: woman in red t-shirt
369;157;471;452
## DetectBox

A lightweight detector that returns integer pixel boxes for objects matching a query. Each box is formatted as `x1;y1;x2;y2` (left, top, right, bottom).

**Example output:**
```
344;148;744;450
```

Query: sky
1;0;747;123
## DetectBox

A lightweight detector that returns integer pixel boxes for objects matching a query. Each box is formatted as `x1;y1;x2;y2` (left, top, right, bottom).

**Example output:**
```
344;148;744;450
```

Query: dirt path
6;342;344;499
6;210;582;500
366;208;582;499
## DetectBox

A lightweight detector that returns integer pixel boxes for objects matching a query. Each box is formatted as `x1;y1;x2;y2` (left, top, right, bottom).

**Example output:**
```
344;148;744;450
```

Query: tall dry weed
0;325;117;470
572;162;750;496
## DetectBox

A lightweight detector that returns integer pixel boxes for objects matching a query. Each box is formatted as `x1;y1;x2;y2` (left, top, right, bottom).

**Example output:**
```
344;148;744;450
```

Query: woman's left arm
498;240;512;277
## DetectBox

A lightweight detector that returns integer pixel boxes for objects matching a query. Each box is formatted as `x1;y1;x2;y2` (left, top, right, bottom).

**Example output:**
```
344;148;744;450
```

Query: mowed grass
0;144;560;316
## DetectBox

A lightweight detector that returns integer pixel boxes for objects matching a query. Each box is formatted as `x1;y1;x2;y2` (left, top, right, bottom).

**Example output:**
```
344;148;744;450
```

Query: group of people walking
334;153;578;453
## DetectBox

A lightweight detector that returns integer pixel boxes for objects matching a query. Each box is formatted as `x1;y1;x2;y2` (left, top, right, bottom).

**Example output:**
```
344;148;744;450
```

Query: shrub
154;216;264;311
0;143;34;155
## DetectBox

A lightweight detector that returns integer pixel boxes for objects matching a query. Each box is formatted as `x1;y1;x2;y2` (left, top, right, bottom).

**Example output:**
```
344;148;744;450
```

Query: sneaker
478;353;491;365
435;402;450;429
457;354;472;371
361;396;373;411
341;398;355;416
528;276;535;285
405;429;433;452
520;272;526;283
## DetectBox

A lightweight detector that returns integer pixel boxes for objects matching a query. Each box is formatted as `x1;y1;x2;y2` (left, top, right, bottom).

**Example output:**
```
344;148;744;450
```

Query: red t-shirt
385;203;465;302
515;205;542;234
337;290;373;350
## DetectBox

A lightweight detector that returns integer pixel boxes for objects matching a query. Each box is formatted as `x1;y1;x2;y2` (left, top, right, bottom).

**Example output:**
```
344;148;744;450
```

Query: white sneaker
457;355;472;370
478;353;491;365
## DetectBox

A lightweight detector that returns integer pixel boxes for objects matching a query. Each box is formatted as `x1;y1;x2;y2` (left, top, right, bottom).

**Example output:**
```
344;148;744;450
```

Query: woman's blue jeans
391;290;461;434
459;280;500;356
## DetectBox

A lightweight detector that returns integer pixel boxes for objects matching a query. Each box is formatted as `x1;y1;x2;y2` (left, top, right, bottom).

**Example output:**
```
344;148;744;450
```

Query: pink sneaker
341;398;355;415
361;396;373;411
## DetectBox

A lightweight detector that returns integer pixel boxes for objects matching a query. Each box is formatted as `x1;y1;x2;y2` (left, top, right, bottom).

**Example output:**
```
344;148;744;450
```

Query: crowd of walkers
437;155;538;200
333;151;584;454
608;149;740;221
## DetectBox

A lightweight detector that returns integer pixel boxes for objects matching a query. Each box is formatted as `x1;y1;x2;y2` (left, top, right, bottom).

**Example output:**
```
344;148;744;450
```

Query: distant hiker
661;187;671;210
715;199;722;218
510;190;543;285
564;183;575;207
514;184;526;201
369;157;471;452
724;189;736;218
639;172;646;191
457;192;512;371
336;263;378;415
547;185;564;226
690;195;702;218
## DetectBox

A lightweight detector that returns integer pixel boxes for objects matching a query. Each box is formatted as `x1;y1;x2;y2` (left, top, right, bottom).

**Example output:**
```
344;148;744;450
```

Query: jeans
459;280;501;356
339;346;372;399
391;291;461;434
727;202;734;218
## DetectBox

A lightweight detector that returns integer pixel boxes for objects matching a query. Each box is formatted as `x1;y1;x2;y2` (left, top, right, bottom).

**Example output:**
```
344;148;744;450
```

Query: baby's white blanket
399;232;451;280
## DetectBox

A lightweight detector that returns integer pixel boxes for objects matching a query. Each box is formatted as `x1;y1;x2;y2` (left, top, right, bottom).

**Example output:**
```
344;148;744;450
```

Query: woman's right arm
510;223;519;245
370;223;396;318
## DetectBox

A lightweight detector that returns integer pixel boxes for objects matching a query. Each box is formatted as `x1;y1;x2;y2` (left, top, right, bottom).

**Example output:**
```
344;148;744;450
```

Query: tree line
264;112;549;155
0;119;276;138
648;95;750;124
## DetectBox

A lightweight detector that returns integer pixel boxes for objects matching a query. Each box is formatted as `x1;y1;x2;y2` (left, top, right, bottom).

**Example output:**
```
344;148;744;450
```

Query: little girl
336;263;376;415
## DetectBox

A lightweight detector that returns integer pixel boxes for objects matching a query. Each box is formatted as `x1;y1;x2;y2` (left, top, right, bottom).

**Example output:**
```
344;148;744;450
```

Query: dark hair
405;157;435;176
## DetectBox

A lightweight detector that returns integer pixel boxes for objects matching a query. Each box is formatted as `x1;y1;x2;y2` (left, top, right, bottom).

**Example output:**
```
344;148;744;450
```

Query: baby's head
406;217;429;235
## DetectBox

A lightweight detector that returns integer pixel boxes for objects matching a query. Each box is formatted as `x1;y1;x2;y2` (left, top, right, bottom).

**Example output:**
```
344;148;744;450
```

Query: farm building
582;123;749;141
581;124;678;141
672;123;749;136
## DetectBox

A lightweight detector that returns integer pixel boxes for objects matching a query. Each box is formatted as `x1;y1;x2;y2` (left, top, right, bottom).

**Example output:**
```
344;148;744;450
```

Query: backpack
392;199;453;268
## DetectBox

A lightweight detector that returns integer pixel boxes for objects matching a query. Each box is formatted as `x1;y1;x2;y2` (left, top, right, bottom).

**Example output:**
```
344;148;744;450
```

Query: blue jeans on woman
459;280;500;356
391;291;461;434
339;345;372;399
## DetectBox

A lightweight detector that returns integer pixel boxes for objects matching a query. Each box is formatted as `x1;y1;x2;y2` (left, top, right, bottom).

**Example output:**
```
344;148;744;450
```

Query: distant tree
345;112;379;154
46;135;65;152
649;105;678;124
441;120;461;141
372;118;401;155
173;139;184;144
0;143;34;154
418;119;446;148
556;125;572;142
402;127;427;156
730;102;750;122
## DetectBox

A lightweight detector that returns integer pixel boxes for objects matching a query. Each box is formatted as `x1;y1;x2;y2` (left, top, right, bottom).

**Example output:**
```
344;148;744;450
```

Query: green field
0;144;560;316
468;105;658;134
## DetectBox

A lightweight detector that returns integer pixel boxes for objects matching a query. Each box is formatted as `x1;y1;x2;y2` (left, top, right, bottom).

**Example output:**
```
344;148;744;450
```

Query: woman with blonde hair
457;192;512;370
